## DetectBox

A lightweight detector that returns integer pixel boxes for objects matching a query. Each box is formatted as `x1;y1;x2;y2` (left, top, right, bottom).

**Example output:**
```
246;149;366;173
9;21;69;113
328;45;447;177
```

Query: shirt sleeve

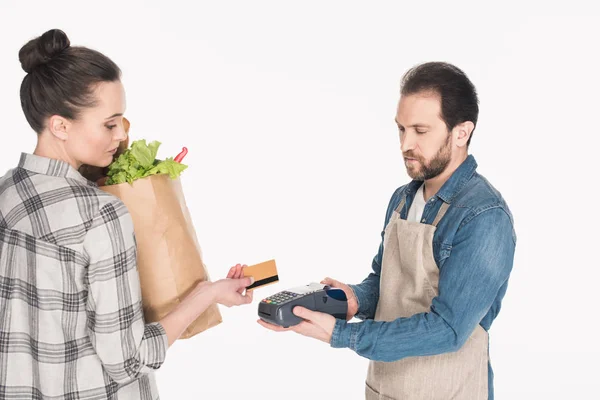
83;199;168;384
348;246;383;320
331;207;516;361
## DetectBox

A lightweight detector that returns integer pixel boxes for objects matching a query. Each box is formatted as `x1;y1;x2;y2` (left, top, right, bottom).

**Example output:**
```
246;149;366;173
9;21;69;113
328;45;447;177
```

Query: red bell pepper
174;147;188;163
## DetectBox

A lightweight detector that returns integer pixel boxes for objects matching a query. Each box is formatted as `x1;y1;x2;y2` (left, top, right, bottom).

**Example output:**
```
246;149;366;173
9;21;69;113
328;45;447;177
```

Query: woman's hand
209;264;254;307
163;263;252;346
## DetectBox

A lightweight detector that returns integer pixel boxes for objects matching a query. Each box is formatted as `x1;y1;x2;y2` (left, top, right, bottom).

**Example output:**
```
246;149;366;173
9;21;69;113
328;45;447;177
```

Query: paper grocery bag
79;118;221;338
99;174;222;339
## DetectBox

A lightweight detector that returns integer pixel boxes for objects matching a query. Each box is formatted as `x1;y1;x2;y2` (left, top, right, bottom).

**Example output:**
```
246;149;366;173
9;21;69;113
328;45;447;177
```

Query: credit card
243;259;279;290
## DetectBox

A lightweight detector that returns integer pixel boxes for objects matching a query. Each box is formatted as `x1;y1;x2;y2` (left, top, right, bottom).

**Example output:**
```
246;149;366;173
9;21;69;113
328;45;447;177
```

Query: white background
1;1;599;399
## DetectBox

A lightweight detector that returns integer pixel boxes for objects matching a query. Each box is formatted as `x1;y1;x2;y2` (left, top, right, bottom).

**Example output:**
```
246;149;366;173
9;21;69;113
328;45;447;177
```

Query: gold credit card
243;259;278;291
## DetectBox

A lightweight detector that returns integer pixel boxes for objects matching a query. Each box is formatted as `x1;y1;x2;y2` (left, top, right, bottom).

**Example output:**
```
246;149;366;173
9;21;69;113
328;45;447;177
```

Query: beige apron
365;195;489;400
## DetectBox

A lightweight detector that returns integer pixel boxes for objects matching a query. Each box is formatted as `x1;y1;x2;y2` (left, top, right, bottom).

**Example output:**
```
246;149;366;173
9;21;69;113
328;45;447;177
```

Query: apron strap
394;196;406;214
394;194;449;226
431;202;450;227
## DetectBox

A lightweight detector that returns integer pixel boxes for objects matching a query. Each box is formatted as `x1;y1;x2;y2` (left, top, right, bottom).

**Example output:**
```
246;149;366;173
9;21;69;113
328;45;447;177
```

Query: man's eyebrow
394;119;431;129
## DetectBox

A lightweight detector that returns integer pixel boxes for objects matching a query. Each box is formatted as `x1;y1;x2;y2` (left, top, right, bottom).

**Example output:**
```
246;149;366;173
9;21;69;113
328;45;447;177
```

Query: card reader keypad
262;291;298;305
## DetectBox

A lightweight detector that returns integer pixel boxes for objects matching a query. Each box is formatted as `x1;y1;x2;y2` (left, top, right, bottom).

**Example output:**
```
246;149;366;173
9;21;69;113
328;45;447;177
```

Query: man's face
395;91;452;181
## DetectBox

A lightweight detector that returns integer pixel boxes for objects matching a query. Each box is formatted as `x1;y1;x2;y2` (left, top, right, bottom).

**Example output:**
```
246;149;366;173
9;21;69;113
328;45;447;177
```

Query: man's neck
423;153;468;201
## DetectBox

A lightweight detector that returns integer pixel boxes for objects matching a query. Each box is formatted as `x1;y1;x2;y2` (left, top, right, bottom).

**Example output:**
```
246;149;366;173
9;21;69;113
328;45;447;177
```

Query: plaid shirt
0;153;168;400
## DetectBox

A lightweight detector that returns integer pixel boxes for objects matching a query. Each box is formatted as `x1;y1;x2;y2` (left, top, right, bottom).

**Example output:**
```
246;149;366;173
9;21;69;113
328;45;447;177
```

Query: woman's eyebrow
105;113;123;120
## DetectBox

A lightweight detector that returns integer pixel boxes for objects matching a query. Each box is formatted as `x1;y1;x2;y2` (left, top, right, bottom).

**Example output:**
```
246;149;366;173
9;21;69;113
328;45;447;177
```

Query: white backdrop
1;1;599;399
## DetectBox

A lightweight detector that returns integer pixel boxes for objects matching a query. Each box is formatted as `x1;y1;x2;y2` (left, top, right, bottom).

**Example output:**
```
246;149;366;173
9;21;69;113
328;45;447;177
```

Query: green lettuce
105;139;187;185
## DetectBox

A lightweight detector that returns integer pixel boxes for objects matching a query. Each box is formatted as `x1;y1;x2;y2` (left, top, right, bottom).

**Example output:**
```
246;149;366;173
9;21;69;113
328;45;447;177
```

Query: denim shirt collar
18;153;96;186
405;154;478;204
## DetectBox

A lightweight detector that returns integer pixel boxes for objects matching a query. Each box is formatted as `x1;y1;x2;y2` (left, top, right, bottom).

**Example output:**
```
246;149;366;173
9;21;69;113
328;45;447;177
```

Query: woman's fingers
226;266;236;279
227;264;243;279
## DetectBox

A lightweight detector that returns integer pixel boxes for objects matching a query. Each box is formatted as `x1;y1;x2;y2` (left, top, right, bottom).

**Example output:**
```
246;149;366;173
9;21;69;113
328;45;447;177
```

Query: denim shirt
330;155;516;400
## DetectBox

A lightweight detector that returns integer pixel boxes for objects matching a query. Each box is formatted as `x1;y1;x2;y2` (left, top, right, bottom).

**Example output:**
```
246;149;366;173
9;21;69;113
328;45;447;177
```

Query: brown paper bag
79;118;221;339
100;175;222;339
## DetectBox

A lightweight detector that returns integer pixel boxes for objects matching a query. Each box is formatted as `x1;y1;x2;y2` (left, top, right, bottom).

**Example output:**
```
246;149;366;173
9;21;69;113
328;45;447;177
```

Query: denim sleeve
331;207;516;361
347;188;403;320
347;242;383;321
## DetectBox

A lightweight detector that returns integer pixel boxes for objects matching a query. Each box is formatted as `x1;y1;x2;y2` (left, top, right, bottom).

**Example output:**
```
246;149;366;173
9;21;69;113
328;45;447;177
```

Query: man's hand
257;307;336;344
321;277;358;320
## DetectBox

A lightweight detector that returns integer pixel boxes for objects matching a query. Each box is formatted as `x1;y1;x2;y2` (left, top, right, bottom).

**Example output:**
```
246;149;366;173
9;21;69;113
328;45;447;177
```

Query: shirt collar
18;153;96;186
435;154;478;203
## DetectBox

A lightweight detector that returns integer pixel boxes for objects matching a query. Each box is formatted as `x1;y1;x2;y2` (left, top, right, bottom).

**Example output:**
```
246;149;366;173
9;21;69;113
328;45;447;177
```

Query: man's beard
404;134;452;181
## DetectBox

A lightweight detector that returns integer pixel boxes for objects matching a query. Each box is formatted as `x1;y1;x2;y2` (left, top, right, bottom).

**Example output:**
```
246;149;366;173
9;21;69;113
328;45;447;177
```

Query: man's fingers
258;318;325;343
321;277;340;287
257;319;292;332
292;306;319;321
291;321;323;340
291;320;309;334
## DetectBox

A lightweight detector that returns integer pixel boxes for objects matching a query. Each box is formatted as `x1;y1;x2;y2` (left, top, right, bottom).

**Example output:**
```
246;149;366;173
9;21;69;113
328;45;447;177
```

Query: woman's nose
114;127;128;142
116;117;130;142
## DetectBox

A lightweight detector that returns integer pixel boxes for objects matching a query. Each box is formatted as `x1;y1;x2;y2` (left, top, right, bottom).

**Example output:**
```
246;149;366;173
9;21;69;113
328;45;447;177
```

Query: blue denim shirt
330;155;516;400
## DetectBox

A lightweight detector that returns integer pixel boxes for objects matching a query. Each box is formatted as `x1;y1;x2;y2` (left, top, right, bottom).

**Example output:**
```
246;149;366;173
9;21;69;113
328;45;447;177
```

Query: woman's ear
48;115;70;141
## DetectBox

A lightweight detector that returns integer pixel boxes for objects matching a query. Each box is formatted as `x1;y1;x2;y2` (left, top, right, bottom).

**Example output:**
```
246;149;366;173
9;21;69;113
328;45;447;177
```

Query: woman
0;29;253;399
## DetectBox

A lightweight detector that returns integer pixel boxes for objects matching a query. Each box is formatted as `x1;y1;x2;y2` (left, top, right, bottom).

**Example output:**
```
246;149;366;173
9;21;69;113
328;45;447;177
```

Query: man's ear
48;115;70;141
453;121;474;148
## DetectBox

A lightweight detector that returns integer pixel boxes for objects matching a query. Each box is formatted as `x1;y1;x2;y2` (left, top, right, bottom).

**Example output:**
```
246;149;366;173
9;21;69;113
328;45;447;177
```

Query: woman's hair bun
19;29;70;73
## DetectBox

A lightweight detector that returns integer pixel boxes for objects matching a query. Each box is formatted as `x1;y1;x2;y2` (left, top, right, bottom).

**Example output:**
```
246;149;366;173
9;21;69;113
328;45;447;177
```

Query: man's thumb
293;306;313;320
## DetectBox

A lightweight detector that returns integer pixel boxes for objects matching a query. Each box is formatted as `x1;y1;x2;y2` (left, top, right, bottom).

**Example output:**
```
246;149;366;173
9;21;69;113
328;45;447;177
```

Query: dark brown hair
401;62;479;146
19;29;121;133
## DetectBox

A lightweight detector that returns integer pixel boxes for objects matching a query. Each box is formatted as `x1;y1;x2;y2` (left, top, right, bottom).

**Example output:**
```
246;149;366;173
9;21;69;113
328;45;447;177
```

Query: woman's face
63;80;128;168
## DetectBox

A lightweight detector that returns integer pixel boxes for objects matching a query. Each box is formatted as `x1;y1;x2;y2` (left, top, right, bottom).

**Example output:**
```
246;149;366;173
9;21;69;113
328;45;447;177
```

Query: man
259;62;516;400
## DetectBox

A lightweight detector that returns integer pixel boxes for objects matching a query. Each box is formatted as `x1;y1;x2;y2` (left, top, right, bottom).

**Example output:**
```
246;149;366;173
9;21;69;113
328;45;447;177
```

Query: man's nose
400;131;416;153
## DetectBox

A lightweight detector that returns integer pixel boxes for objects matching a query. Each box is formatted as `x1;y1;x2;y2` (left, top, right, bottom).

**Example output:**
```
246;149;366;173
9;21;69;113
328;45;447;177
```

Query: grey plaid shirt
0;153;168;399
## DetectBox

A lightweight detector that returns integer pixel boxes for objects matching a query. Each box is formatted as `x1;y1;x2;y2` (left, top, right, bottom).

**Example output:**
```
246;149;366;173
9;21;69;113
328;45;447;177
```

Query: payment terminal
258;283;348;328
